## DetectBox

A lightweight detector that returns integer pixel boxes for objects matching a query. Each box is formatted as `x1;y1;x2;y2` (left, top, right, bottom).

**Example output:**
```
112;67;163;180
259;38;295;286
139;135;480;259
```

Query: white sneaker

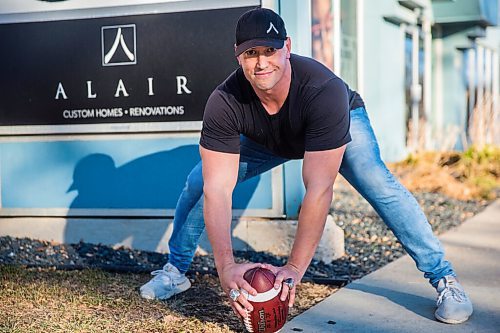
435;275;473;324
140;263;191;300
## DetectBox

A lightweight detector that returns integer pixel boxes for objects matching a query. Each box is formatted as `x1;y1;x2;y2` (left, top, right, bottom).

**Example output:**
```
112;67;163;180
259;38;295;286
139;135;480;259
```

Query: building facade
0;0;498;250
267;0;499;159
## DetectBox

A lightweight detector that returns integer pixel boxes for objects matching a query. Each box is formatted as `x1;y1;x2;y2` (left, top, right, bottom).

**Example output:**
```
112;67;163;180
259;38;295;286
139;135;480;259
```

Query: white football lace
244;309;253;332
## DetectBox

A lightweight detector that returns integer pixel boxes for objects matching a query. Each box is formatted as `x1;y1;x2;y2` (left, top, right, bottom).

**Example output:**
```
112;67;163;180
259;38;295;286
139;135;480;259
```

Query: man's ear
285;37;292;59
234;44;241;64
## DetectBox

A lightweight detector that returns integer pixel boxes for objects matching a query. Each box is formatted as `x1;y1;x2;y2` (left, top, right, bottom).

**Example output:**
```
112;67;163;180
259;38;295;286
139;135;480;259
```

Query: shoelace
437;280;467;305
150;269;174;287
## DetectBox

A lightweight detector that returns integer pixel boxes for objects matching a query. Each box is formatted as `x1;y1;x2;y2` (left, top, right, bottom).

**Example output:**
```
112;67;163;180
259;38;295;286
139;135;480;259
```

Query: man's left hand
262;263;301;307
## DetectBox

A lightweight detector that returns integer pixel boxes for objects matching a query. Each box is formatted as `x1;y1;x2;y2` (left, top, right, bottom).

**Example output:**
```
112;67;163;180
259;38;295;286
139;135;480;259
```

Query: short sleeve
304;78;351;152
199;90;241;154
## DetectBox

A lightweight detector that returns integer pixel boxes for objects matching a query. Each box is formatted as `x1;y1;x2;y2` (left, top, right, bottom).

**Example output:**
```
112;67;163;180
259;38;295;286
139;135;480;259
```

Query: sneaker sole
140;293;156;300
435;312;470;324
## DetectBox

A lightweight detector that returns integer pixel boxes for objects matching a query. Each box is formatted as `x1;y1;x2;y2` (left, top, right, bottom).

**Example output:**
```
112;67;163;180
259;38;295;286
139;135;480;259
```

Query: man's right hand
219;262;264;319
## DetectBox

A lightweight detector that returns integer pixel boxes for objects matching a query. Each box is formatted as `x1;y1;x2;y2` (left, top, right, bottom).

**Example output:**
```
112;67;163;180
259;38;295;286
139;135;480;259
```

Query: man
140;8;473;324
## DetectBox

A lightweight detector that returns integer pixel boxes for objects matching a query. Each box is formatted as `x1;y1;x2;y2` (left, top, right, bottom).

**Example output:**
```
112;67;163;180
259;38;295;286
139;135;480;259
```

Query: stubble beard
251;70;281;92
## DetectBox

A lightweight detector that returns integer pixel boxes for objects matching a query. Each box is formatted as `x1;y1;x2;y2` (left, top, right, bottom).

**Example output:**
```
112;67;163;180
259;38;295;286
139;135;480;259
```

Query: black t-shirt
200;54;364;159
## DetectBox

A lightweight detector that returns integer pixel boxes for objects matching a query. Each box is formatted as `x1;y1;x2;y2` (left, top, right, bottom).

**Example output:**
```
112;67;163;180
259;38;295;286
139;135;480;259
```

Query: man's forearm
287;186;333;277
203;190;235;271
288;146;345;276
200;147;239;273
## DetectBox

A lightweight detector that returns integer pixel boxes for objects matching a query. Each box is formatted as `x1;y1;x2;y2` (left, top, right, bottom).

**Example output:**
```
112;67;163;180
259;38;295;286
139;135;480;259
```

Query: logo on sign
101;24;137;66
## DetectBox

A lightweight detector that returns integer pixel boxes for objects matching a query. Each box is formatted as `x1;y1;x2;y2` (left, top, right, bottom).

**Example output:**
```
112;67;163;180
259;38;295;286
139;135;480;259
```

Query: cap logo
266;22;279;34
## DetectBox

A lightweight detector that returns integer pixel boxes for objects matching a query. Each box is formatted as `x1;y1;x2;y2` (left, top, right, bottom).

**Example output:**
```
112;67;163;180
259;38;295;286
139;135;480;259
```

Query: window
340;0;357;88
311;0;358;88
404;25;426;151
311;0;334;70
463;45;499;146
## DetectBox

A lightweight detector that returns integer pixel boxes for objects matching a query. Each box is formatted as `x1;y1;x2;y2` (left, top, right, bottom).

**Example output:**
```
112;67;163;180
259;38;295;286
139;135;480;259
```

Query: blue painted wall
361;0;410;161
439;32;470;150
0;135;273;213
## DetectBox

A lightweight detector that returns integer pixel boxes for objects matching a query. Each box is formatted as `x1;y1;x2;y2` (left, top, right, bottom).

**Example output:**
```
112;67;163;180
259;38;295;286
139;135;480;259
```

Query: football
242;267;289;333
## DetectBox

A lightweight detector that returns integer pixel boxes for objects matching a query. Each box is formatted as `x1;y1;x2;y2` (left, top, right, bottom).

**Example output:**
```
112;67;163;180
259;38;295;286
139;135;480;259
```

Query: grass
0;265;235;333
0;265;336;333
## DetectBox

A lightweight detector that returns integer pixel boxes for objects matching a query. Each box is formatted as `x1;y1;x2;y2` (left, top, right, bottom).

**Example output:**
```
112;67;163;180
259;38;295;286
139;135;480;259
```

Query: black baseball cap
234;8;287;56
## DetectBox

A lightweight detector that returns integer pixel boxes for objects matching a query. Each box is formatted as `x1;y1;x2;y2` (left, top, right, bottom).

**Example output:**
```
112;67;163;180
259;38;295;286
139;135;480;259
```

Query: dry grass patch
0;266;231;333
0;265;336;333
390;145;499;200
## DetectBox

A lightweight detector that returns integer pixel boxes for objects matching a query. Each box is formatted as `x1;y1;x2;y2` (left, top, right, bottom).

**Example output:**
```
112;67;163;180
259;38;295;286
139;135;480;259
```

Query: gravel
0;188;491;285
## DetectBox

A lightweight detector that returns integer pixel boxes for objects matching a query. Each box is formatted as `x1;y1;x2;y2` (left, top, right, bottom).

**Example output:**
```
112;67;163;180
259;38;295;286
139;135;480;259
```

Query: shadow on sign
64;144;261;251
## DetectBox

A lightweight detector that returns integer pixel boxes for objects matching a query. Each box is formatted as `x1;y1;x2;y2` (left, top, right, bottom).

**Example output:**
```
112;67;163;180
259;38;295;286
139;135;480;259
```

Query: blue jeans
168;107;454;287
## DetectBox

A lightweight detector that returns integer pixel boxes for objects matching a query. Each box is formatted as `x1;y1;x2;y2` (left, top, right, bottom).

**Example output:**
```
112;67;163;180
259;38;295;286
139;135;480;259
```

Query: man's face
237;38;291;92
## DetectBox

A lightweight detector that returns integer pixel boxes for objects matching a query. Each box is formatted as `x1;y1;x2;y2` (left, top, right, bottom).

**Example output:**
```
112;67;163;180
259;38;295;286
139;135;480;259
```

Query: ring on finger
229;288;241;302
283;277;295;290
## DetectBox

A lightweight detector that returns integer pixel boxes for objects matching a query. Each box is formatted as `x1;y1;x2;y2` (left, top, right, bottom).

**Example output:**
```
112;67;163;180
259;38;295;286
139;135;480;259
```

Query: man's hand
262;263;302;307
220;262;264;319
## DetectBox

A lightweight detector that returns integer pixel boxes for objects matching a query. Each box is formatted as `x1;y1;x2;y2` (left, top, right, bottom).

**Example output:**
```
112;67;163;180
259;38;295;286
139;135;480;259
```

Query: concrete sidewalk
283;200;500;333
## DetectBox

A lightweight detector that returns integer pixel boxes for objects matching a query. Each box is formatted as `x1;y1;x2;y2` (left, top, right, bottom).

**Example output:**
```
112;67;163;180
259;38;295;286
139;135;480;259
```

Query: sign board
0;1;258;134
